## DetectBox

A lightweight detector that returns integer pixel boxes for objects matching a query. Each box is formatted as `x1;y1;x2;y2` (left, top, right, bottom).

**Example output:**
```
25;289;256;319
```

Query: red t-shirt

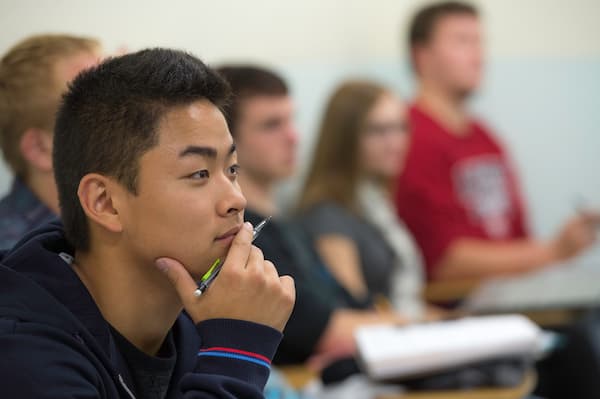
395;104;528;278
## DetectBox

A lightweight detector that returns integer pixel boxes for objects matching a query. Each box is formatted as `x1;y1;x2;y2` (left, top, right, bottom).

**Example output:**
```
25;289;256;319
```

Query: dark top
0;220;283;398
246;209;371;365
300;202;396;298
110;326;177;399
0;178;55;251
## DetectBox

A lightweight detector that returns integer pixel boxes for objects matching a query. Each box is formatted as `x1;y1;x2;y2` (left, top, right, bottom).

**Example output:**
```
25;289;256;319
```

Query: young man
0;34;101;250
217;65;404;369
395;2;599;281
0;49;295;398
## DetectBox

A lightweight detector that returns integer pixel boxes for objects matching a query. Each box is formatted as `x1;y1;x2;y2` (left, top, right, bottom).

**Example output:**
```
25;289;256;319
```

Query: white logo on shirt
453;155;514;238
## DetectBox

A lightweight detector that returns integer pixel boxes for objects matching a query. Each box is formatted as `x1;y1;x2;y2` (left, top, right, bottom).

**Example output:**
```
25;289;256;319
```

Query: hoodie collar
0;221;199;393
0;220;115;362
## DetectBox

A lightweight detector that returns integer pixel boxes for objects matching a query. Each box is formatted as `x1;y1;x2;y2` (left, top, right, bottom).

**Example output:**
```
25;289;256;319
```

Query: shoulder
471;117;499;141
0;191;18;218
409;106;443;139
300;201;363;239
469;119;509;155
303;201;356;224
0;200;28;251
405;108;449;163
0;320;104;397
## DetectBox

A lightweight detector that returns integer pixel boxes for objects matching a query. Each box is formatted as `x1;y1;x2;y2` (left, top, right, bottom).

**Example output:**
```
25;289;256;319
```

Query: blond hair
0;34;100;177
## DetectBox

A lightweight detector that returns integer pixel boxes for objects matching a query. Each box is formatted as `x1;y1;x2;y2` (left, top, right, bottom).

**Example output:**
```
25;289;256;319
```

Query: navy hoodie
0;221;283;398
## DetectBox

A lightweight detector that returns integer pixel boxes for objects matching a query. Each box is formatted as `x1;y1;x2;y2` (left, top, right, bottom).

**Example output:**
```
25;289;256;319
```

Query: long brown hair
298;80;388;212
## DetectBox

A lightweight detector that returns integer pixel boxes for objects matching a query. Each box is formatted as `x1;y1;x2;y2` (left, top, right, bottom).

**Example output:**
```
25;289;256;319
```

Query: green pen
193;216;271;297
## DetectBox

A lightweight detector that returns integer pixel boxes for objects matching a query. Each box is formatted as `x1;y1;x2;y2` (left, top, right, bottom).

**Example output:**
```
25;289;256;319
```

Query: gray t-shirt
300;202;396;298
110;325;176;399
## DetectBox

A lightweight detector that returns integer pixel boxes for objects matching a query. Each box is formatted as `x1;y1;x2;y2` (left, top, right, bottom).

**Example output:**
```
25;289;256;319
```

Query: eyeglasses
363;121;408;136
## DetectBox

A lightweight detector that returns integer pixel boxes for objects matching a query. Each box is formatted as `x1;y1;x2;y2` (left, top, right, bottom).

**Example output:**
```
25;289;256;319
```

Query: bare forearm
316;236;369;300
314;310;406;363
434;238;557;281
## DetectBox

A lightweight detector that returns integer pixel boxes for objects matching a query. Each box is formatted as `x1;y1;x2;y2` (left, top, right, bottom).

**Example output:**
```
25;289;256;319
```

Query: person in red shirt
395;2;599;281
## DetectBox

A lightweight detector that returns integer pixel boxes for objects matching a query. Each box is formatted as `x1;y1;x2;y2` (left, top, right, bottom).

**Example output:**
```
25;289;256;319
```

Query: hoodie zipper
72;331;136;399
117;374;136;399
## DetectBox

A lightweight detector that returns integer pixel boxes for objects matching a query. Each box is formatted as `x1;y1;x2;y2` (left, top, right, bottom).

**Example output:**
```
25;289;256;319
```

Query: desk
425;248;600;313
424;279;480;304
279;366;536;399
279;365;317;390
464;260;600;327
378;372;536;399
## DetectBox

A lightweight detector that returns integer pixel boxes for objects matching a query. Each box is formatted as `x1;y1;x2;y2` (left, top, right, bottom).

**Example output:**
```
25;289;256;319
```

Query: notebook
355;315;541;380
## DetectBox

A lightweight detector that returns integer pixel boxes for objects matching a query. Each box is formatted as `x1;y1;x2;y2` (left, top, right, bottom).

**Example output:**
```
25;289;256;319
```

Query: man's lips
215;225;242;241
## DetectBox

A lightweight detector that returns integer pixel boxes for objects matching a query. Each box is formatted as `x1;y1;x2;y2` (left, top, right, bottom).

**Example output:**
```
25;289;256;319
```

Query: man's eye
189;170;210;180
228;164;241;177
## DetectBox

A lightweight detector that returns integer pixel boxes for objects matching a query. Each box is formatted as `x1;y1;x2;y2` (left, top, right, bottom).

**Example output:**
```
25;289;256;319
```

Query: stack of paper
355;315;541;380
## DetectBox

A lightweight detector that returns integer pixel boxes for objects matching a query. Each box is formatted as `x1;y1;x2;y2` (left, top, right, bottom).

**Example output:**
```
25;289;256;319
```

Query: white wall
2;0;599;61
1;0;599;236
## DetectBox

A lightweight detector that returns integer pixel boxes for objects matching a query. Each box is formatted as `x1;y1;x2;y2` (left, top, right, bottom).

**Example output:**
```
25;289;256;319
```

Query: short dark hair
216;65;288;135
54;48;231;250
408;1;478;67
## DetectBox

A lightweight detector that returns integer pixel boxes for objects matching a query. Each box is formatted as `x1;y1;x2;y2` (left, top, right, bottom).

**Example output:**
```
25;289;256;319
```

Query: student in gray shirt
299;80;434;322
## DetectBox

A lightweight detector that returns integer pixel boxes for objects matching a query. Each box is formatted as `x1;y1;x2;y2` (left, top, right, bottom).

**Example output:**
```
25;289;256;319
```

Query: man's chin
182;253;228;282
460;80;481;97
277;165;296;179
455;88;475;101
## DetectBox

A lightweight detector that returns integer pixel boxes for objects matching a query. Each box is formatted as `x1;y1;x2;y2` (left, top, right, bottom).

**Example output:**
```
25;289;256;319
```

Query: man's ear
77;174;124;234
412;42;434;76
19;128;53;173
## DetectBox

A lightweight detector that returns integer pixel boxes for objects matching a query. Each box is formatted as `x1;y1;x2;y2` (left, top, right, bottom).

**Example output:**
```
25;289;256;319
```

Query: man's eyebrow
178;143;236;159
179;146;217;158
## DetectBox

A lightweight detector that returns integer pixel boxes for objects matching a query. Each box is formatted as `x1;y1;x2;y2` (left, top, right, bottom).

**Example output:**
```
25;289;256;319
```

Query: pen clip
252;216;272;241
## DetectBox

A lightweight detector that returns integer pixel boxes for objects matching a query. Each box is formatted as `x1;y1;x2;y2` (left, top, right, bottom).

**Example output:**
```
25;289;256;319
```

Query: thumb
155;257;199;305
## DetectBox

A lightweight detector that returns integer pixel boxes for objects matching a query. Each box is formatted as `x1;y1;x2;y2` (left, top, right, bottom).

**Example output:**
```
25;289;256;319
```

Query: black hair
53;48;231;250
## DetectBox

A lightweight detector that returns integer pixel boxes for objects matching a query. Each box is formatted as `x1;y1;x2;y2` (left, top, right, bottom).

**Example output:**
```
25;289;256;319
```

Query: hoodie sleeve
179;318;283;398
0;318;283;399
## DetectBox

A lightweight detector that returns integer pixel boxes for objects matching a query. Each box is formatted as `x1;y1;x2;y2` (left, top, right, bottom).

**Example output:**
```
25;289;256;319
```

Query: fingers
279;275;296;301
581;211;600;227
558;214;599;259
263;260;279;281
155;248;295;331
246;246;265;273
573;214;598;241
572;212;600;229
579;226;597;247
222;222;254;271
155;257;199;306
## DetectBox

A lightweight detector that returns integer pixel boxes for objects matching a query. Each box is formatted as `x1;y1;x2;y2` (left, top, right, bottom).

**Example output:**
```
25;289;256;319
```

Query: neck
416;80;470;135
238;172;279;217
362;175;392;197
73;243;182;356
26;171;59;214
